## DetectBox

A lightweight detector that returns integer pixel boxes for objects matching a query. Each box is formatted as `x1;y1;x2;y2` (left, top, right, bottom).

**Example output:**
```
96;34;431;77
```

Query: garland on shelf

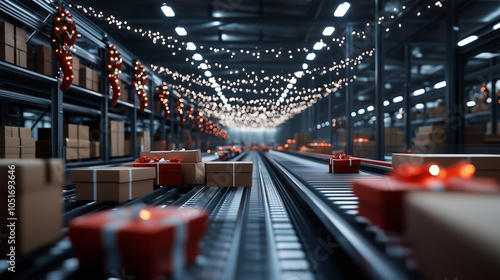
176;93;185;126
107;44;122;105
51;6;77;92
133;61;148;113
159;82;170;121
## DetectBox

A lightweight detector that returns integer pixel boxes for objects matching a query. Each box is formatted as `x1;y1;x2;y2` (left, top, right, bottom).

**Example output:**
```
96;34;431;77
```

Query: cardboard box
0;126;17;138
15;27;26;52
72;56;79;86
181;162;206;185
328;158;360;174
66;147;78;160
428;106;445;119
124;139;131;156
141;149;202;163
15;49;26;68
0;137;19;148
21;153;35;159
0;22;15;47
78;125;89;141
0;159;63;255
18;127;30;138
353;141;376;158
0;44;15;64
205;161;253;187
90;141;100;158
64;124;78;139
406;192;500;280
78;140;90;159
118;131;125;157
35;45;51;62
392;154;500;182
36;59;51;76
67;206;208;279
134;162;182;185
72;167;155;201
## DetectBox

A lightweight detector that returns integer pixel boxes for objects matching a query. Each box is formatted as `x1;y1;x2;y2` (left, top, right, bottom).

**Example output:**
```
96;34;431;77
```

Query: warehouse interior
1;0;500;279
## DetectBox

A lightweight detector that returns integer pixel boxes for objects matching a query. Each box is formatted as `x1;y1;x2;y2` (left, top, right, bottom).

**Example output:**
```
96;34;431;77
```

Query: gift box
181;163;206;185
328;158;360;173
205;161;253;187
71;167;155;202
0;159;64;255
392;153;500;182
352;174;499;232
67;206;209;280
134;162;182;186
141;149;202;163
406;192;500;280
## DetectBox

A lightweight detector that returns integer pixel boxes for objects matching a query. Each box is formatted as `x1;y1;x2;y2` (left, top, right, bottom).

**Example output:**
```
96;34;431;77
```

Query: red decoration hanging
51;7;77;92
159;82;170;121
133;62;148;113
107;44;122;105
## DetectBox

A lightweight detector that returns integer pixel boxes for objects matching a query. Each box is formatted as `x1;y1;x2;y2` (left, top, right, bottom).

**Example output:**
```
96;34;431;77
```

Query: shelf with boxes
0;1;209;166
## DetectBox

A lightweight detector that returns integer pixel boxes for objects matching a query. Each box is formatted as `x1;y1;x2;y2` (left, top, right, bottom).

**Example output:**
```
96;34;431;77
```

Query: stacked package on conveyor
134;157;182;186
71;167;155;202
327;153;360;174
68;206;209;280
140;149;205;185
37;124;90;160
205;161;253;187
0;159;64;255
0;126;35;158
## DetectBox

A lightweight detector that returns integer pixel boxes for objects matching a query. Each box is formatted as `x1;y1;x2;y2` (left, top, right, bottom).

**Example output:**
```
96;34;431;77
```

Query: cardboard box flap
71;167;155;183
0;159;64;193
205;161;253;173
141;149;202;163
392;154;500;171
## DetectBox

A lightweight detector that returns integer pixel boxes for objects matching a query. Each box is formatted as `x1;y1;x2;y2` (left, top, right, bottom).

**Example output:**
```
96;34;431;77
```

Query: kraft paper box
64;124;78;139
66;147;78;160
90;141;100;158
72;167;155;202
0;44;14;64
406;192;500;280
15;27;26;51
141;149;202;163
134;162;182;186
78;125;89;141
67;206;209;279
21;137;35;148
16;49;26;67
0;137;19;148
0;159;64;255
181;163;205;185
78;140;90;159
0;22;15;47
0;126;17;138
205;162;253;187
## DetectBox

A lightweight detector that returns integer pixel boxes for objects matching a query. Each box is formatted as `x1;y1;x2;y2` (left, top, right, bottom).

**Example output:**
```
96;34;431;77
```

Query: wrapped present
406;192;500;279
68;205;209;280
71;167;155;202
205;162;253;187
328;154;360;173
352;162;499;232
140;149;202;163
0;159;64;255
134;162;182;186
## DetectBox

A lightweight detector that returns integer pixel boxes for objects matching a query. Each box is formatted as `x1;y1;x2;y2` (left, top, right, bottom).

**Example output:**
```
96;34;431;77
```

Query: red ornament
107;44;122;105
159;82;170;121
51;7;77;92
133;62;148;113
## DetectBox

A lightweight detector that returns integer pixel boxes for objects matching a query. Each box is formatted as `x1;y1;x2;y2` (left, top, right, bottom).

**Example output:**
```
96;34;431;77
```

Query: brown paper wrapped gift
205;161;253;187
0;159;64;255
72;167;155;202
140;149;202;163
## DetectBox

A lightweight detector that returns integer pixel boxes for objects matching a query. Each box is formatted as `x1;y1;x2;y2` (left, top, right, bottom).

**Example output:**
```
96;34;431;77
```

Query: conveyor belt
264;151;416;280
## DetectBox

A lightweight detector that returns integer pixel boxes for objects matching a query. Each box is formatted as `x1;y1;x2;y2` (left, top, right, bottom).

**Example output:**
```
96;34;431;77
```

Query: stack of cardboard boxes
385;128;405;149
28;45;51;76
37;124;90;160
414;124;446;154
79;66;100;92
137;131;151;152
0;126;35;158
109;120;125;157
0;21;26;67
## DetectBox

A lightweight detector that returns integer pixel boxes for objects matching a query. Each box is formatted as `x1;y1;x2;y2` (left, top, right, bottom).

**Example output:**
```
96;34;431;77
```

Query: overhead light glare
434;81;446;89
313;42;324;50
358;109;365;114
351;112;356;117
415;103;424;109
493;22;500;30
302;63;308;70
466;100;476;107
200;63;208;69
393;96;403;103
383;100;390;106
322;26;335;36
413;88;425;96
175;27;187;36
306;53;316;60
334;2;350;17
161;4;175;17
186;42;196;50
192;53;203;61
367;105;374;112
204;71;212;77
457;35;478;47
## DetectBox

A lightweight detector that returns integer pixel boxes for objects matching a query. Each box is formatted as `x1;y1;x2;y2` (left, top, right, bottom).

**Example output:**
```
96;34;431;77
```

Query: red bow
332;153;351;159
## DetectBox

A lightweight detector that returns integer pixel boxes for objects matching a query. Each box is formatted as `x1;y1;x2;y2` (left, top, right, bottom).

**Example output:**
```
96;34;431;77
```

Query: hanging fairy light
159;82;170;120
51;6;77;92
107;44;122;105
133;61;148;113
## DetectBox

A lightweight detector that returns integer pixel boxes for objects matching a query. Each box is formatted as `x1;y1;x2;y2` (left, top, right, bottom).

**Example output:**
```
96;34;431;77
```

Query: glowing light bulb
429;165;440;176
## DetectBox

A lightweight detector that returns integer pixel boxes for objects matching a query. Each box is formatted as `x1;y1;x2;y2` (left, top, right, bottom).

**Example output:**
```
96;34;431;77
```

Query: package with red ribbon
352;161;500;232
68;205;208;280
328;153;360;173
134;162;182;186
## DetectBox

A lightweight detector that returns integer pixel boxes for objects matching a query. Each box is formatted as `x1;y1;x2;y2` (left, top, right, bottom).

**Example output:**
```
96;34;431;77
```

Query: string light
133;61;148;113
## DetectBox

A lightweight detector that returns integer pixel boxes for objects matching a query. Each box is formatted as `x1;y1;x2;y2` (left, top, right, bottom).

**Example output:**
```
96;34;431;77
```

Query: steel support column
100;46;109;162
328;71;333;146
131;61;137;158
404;43;412;150
51;51;63;159
375;1;385;160
346;25;354;156
445;0;463;153
149;79;155;150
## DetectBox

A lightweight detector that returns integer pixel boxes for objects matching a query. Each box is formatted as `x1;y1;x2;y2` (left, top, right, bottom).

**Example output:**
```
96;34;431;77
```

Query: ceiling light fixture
334;2;350;17
493;22;500;30
434;81;446;89
306;53;316;60
383;100;390;106
412;88;425;96
302;63;308;70
313;42;324;50
186;42;196;50
200;63;208;69
322;26;335;36
161;4;175;17
175;27;187;36
367;105;374;112
192;53;203;61
393;96;403;103
457;35;478;47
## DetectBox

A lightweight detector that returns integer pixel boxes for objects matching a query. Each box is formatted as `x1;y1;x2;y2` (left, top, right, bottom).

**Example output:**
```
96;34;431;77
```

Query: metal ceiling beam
124;17;366;26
